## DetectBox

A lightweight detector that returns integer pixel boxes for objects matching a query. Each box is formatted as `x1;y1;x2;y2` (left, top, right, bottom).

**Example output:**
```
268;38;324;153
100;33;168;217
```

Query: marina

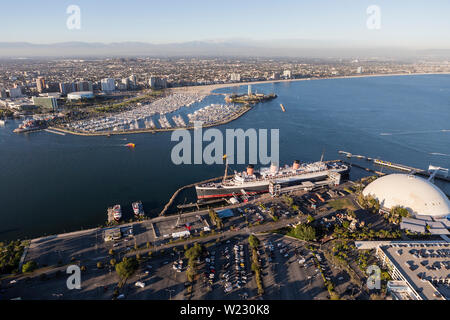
64;93;206;133
187;103;241;124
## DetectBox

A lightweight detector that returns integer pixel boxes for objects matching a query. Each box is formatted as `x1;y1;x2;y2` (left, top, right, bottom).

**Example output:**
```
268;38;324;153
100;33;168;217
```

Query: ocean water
0;74;449;240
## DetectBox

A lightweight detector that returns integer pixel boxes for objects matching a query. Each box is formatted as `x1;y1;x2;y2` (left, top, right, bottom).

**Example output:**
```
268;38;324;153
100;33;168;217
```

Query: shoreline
170;71;450;95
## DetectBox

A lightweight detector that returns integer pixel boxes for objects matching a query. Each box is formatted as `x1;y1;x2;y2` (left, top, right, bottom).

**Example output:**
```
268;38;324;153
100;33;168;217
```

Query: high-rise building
271;72;281;80
36;77;46;93
356;66;363;74
59;82;77;95
101;78;116;92
8;87;23;98
149;76;167;89
76;81;93;92
121;78;130;90
248;85;252;96
128;75;137;88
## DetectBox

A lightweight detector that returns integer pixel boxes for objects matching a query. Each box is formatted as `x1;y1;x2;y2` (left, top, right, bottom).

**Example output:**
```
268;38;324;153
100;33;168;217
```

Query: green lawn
328;198;357;211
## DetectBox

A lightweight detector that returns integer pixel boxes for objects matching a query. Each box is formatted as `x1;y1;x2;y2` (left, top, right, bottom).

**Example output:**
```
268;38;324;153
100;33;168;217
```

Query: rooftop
363;174;450;218
380;242;450;300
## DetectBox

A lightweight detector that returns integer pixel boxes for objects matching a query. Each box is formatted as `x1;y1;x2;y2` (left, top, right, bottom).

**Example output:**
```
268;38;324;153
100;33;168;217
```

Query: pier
159;175;233;217
340;151;450;182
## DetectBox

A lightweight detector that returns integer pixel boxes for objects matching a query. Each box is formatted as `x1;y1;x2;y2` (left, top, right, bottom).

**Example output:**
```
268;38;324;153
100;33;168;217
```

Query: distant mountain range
0;40;449;59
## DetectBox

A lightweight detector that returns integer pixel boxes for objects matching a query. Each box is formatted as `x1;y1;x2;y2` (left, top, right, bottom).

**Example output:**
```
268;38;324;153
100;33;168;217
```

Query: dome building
362;174;450;218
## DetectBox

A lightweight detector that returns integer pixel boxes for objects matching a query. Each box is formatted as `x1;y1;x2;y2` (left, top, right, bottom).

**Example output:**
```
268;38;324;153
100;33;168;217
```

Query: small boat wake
380;129;450;136
430;152;450;157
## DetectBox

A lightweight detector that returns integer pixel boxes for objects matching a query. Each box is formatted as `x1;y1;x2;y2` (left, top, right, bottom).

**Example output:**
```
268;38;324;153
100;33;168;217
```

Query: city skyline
1;0;450;51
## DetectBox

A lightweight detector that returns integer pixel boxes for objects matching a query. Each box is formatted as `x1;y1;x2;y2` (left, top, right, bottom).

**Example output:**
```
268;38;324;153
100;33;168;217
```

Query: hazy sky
1;0;450;48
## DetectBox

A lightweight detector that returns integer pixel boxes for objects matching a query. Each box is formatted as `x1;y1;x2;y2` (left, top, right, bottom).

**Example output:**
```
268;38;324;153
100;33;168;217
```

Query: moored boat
195;160;349;199
132;201;144;216
113;205;122;221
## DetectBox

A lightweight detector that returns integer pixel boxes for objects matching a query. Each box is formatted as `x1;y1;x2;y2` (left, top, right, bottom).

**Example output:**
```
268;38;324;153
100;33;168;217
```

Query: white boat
113;205;122;221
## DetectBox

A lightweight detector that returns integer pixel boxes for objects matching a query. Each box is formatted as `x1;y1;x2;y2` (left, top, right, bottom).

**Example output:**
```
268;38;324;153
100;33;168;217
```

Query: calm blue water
0;74;449;240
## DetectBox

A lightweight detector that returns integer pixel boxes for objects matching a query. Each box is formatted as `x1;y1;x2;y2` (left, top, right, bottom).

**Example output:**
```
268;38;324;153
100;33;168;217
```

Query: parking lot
257;234;329;300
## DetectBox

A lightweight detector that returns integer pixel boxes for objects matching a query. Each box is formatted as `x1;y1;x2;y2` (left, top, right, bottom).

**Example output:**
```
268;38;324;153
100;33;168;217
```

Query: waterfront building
363;174;450;219
283;70;292;79
149;76;167;89
32;96;58;112
101;78;116;92
271;72;281;80
36;76;46;93
6;98;34;111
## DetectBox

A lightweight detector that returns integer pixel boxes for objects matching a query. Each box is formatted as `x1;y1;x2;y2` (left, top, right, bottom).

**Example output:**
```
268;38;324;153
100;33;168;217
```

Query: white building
101;78;116;92
128;75;137;87
363;174;450;218
283;70;292;79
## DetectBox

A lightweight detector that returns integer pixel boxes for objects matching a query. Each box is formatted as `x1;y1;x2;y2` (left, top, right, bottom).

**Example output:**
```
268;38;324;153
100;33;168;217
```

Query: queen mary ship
195;160;349;200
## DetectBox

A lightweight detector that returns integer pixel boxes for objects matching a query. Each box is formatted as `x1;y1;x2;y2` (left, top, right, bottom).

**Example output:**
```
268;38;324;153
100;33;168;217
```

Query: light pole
166;288;175;300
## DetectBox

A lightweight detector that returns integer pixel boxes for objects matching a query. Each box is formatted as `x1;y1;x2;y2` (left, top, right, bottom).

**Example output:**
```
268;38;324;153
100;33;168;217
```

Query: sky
1;0;450;49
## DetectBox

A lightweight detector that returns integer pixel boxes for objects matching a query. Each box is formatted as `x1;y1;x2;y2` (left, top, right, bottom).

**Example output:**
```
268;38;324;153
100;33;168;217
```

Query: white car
135;281;145;288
